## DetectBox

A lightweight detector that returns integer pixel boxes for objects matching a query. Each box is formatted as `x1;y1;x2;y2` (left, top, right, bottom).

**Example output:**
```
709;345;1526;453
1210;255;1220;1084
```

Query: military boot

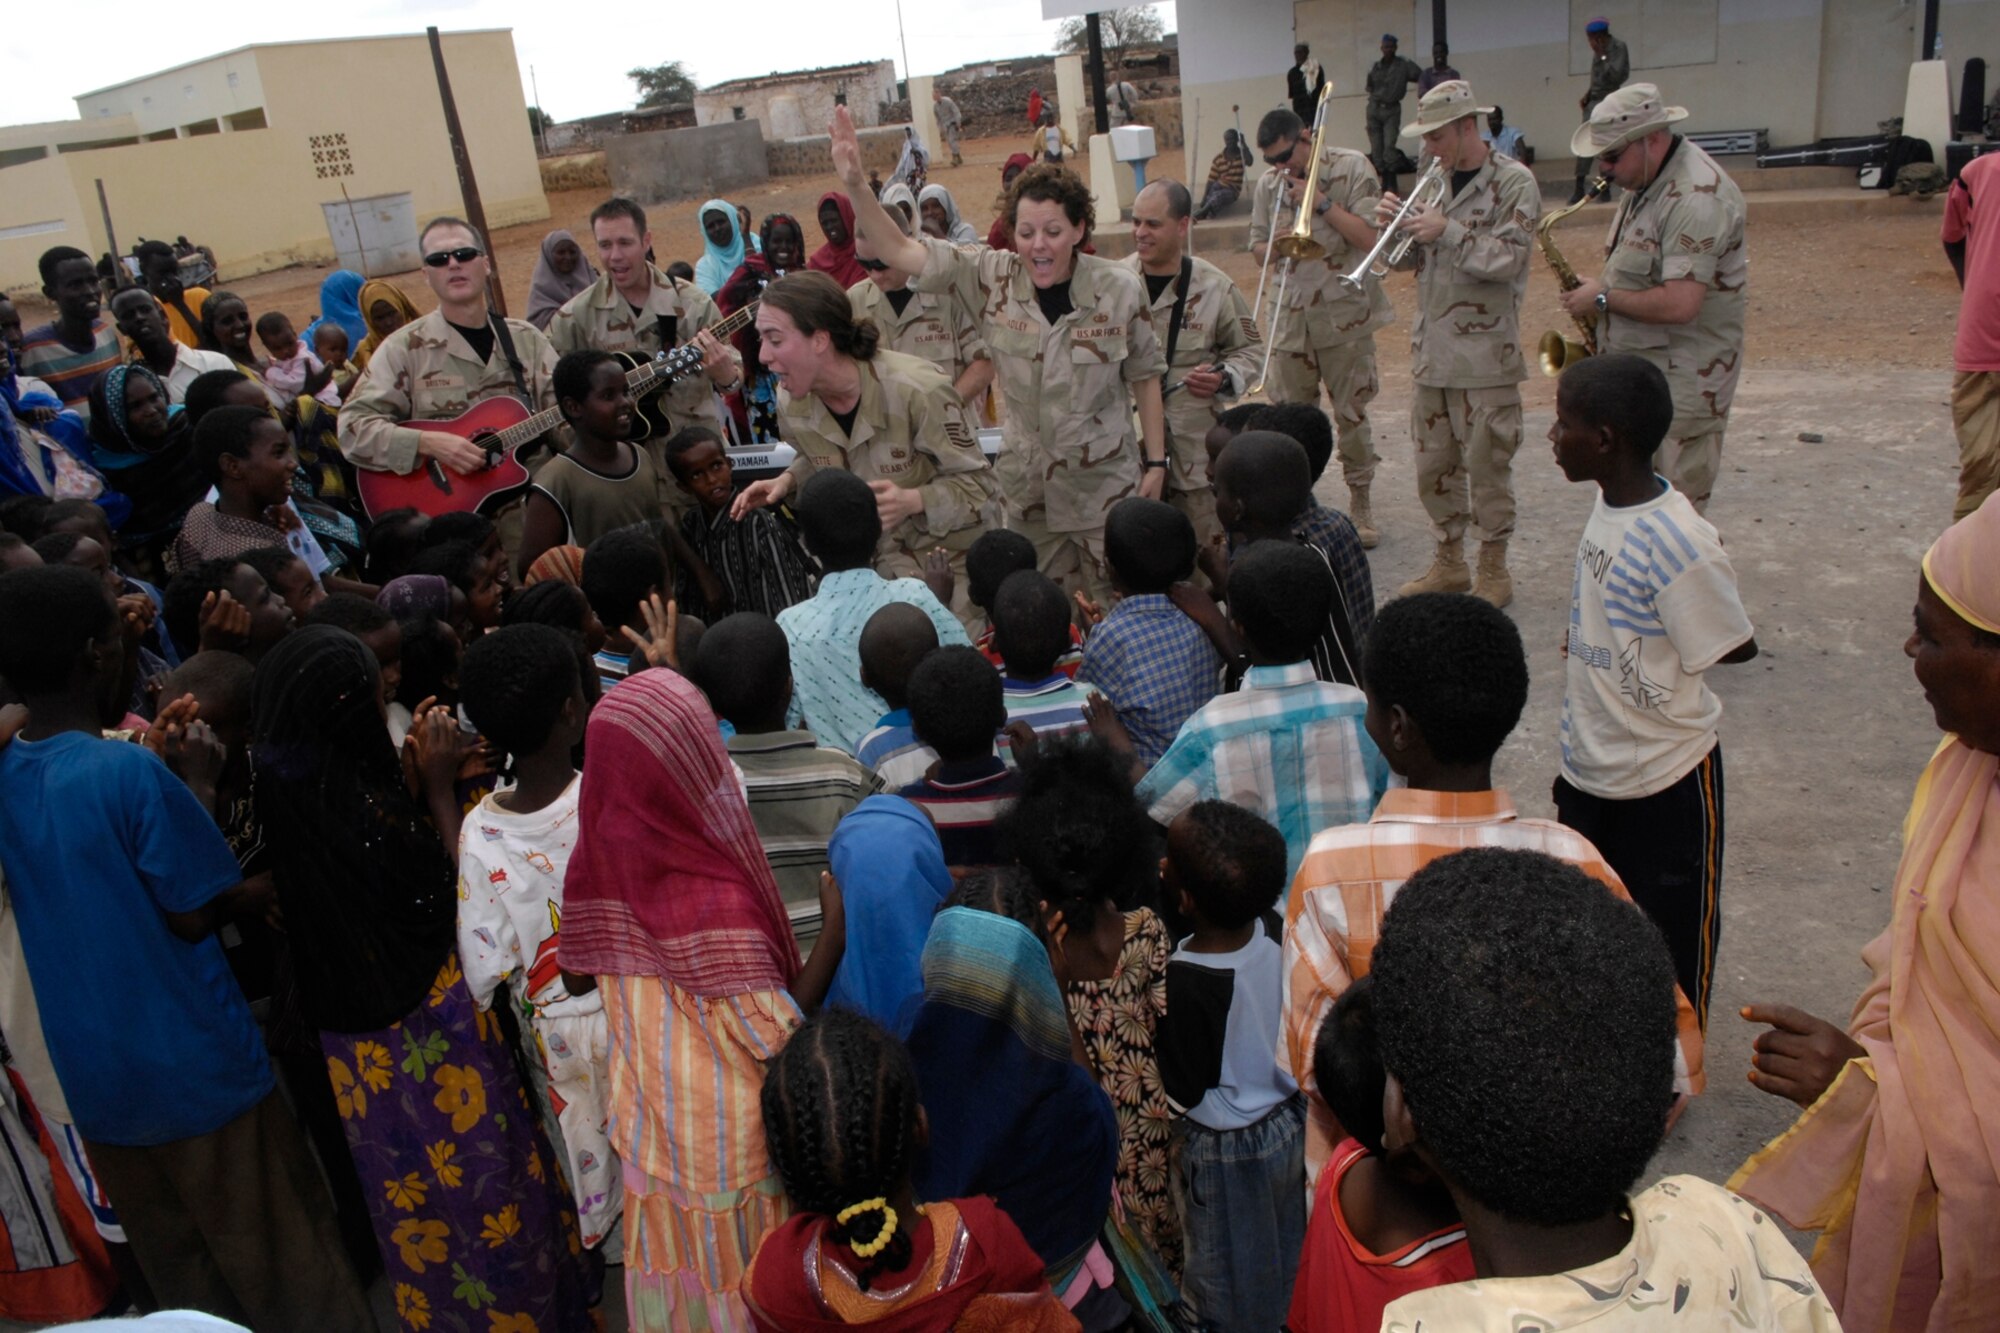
1348;485;1379;548
1397;540;1471;597
1472;541;1514;608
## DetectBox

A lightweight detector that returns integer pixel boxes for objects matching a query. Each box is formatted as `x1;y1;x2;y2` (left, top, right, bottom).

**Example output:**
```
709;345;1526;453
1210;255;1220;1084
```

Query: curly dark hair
1227;539;1332;664
999;735;1156;936
1005;163;1096;238
942;864;1045;940
1371;847;1678;1226
1363;593;1529;766
1313;975;1385;1154
759;1008;920;1290
459;624;580;761
1166;800;1287;930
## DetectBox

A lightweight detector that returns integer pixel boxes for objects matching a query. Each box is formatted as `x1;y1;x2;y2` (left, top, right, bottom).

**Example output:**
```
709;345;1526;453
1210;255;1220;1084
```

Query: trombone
1246;84;1334;396
1335;156;1449;294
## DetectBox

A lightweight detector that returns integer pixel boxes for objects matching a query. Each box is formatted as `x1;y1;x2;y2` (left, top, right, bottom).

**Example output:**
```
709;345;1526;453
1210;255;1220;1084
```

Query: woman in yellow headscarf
351;278;421;376
1732;491;2000;1331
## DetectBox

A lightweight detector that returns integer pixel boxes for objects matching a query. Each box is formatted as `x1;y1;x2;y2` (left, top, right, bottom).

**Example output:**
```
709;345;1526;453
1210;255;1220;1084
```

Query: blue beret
1585;18;1609;33
1383;33;1398;43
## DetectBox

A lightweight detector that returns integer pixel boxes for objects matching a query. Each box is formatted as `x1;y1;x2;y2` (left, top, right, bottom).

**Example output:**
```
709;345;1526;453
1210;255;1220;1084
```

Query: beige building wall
0;30;547;295
694;62;900;134
75;51;267;138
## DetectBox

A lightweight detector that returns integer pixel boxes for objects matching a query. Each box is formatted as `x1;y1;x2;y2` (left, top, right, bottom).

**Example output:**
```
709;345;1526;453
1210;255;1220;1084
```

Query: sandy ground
2;135;1971;1326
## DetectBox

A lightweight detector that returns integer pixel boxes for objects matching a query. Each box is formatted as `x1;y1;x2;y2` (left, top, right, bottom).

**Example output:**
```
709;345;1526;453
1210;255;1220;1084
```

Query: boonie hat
1570;82;1689;158
1401;80;1492;138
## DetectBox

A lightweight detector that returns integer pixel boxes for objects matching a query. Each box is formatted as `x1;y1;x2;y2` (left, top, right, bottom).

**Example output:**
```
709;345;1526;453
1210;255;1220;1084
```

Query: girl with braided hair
743;1008;1075;1331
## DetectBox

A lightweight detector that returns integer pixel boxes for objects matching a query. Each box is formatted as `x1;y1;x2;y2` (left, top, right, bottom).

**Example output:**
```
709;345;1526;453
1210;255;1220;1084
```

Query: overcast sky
3;0;1174;126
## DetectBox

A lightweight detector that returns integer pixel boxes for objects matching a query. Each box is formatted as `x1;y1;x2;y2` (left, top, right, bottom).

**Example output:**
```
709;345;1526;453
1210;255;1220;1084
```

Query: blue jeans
1175;1094;1307;1332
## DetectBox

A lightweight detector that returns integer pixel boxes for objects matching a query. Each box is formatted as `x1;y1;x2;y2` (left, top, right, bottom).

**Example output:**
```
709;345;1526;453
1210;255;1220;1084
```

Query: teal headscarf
693;199;746;296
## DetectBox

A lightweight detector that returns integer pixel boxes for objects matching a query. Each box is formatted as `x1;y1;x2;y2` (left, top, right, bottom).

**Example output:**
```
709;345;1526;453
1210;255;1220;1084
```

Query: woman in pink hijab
1732;491;2000;1331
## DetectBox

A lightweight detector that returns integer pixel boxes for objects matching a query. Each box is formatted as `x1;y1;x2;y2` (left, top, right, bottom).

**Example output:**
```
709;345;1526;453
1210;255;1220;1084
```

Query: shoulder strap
486;311;531;405
1163;256;1194;369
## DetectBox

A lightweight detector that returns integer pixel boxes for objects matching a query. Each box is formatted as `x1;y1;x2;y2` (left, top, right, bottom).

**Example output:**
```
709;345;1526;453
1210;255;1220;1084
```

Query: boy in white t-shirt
1548;354;1757;1031
454;623;621;1251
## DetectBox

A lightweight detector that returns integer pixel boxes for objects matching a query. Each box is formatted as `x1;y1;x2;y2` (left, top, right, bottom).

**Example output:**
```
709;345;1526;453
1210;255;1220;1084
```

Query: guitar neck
625;301;761;398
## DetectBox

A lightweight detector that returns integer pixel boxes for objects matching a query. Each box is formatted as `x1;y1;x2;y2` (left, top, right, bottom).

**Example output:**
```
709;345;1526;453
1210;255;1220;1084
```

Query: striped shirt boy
727;730;882;945
18;316;121;417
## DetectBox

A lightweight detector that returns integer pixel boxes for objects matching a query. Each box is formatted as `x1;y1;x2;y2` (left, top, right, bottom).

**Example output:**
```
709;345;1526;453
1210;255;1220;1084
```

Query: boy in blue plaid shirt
1076;498;1223;768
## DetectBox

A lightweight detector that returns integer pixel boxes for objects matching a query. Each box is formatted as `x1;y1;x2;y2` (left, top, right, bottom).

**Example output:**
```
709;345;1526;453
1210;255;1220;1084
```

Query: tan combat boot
1472;541;1514;608
1397;540;1472;597
1348;485;1379;548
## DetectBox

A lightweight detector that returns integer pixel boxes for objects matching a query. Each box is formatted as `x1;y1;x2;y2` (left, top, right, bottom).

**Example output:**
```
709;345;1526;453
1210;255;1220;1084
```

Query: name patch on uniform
1073;323;1125;341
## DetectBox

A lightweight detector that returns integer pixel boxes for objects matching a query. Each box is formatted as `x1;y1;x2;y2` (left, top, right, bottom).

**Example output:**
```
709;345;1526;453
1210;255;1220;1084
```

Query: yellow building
0;29;548;294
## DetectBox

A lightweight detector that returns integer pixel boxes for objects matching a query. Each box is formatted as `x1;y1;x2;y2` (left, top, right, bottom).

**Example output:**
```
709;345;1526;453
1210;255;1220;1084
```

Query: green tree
1056;7;1164;64
628;61;699;109
527;106;553;135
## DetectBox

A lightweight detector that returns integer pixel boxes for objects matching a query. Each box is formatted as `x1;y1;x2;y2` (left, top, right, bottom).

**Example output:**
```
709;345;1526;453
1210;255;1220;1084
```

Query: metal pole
427;26;507;316
894;0;913;88
531;64;547;156
1433;0;1447;48
1921;0;1940;59
94;179;130;288
1086;12;1110;135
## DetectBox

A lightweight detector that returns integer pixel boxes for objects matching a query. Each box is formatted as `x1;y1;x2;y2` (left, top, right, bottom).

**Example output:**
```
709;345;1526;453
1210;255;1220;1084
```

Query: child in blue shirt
0;562;369;1327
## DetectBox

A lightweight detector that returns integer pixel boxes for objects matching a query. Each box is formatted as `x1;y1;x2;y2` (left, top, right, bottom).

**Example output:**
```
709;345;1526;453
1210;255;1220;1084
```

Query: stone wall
695;62;899;134
607;119;769;205
539;151;610;192
766;125;911;178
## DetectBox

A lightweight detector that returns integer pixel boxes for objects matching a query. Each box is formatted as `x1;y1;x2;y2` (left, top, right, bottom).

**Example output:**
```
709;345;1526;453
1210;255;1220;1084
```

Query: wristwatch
1142;458;1169;470
1594;291;1610;314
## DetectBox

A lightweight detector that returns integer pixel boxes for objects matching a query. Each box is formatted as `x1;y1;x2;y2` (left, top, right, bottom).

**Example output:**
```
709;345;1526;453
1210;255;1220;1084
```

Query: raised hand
730;474;792;521
622;593;681;671
830;106;866;190
198;589;251;652
921;546;954;607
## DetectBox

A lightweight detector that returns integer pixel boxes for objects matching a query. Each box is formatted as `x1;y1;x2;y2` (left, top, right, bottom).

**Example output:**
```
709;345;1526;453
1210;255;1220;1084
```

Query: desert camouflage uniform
1119;251;1263;563
338;309;559;476
1389;152;1540;545
847;275;991;438
546;264;737;448
936;94;964;165
912;237;1166;606
1598;137;1747;513
1251;145;1394;489
777;348;999;628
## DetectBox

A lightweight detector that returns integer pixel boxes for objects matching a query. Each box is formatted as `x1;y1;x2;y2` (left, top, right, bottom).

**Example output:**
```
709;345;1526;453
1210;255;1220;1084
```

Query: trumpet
1536;175;1609;376
1336;156;1449;294
1246;83;1334;396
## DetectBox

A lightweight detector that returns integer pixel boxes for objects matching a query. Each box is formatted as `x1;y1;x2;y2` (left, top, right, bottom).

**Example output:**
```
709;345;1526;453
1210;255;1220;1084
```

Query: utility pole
530;63;547;155
894;0;913;92
428;26;507;316
1086;11;1110;134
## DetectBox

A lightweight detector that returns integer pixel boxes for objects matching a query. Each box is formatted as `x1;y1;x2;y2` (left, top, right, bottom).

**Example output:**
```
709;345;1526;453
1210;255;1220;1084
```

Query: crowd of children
2;220;1989;1333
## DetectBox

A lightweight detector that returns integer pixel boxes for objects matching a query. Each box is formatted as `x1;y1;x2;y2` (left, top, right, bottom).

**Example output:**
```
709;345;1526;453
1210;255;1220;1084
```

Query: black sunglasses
1597;142;1633;167
857;257;889;272
423;246;484;268
1262;140;1297;167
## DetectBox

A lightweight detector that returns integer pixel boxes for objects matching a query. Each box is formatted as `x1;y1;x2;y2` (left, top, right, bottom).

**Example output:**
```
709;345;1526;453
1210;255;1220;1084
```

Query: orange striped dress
604;974;803;1333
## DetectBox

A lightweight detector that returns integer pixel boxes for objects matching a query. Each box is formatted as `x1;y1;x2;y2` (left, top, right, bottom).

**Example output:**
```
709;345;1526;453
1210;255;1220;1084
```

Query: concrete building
694;61;900;138
1175;0;1999;205
0;30;548;293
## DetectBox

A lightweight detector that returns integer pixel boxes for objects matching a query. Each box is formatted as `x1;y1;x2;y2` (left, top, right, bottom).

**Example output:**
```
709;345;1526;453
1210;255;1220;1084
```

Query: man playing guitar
339;216;559;480
547;197;740;455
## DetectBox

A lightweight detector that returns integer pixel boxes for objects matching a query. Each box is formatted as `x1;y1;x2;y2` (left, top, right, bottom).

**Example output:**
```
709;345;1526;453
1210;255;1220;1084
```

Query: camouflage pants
940;122;963;163
1951;370;2000;522
1005;505;1113;618
1168;483;1225;579
1411;384;1522;544
879;533;984;637
1264;334;1381;488
1657;416;1726;516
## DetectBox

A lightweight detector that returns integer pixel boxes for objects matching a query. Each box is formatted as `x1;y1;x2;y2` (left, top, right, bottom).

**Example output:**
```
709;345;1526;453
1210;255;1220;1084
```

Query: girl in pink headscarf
1733;492;2000;1331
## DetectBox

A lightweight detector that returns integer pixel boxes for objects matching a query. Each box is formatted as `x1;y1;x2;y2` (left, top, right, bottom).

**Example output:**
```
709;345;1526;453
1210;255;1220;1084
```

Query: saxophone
1536;176;1608;376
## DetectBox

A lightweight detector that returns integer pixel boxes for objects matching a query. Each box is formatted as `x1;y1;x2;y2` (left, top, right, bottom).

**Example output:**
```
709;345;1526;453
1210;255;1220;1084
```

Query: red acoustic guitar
355;303;758;520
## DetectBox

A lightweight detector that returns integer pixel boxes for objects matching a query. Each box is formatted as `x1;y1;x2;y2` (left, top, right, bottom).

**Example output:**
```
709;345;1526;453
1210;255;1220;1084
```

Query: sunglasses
1597;142;1633;167
423;247;484;268
856;257;889;272
1261;140;1297;167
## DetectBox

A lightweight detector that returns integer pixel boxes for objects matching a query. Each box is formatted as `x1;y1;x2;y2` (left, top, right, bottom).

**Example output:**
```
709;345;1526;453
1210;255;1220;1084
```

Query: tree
1056;7;1165;65
628;61;698;109
527;106;554;135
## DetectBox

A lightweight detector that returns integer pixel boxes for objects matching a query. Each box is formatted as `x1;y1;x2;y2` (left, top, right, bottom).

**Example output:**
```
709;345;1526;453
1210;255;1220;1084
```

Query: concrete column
909;74;939;163
1055;54;1087;152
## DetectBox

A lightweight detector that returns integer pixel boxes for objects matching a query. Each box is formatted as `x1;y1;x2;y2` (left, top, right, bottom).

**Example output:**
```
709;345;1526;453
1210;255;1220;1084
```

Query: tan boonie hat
1401;80;1492;137
1570;82;1689;157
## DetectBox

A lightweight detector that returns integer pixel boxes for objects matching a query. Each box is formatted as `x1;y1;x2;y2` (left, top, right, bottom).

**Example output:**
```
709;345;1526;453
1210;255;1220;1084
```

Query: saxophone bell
1535;175;1608;378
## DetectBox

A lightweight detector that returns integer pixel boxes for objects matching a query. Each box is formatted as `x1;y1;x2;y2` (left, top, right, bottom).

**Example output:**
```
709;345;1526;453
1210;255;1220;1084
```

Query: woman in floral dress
253;626;591;1333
